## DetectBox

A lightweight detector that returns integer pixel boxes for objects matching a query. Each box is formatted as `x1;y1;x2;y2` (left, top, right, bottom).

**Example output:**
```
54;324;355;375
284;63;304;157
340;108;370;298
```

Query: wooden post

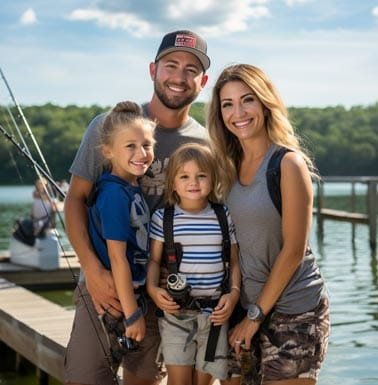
316;180;324;235
351;182;356;212
351;182;356;239
37;367;49;385
0;341;17;372
367;181;377;250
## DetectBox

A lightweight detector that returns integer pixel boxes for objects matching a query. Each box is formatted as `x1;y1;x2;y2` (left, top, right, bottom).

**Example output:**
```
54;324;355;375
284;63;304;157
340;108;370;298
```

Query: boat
9;218;60;271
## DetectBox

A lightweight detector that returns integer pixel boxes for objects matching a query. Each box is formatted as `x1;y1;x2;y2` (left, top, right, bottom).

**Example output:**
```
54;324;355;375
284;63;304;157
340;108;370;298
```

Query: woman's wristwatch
247;304;266;322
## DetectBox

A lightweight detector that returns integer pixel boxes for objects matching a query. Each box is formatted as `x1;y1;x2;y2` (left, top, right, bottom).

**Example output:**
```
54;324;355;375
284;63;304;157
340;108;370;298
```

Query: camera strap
162;204;182;275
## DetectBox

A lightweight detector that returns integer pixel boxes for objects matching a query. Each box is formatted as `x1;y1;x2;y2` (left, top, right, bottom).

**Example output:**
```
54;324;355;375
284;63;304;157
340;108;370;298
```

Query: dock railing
315;176;378;249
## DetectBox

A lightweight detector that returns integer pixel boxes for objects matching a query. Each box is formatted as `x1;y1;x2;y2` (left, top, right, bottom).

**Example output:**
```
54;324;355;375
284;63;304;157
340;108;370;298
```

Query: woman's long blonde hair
206;64;317;197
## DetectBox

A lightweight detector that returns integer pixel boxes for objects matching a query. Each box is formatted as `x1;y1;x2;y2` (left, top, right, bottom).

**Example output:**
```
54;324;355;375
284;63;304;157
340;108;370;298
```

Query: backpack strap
206;202;230;363
210;202;230;265
266;147;293;216
162;205;182;275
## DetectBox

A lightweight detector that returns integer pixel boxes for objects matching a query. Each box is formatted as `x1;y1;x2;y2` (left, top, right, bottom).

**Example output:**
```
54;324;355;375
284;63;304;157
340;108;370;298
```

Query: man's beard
154;80;199;110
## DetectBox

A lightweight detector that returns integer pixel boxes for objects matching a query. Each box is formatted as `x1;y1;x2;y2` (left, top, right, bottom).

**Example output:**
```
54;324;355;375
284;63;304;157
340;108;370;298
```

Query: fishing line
0;121;121;383
0;68;67;236
0;109;24;182
0;70;121;382
0;67;52;176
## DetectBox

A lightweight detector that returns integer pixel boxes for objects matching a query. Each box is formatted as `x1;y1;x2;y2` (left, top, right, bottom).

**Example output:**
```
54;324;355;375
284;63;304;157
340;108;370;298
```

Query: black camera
167;273;191;307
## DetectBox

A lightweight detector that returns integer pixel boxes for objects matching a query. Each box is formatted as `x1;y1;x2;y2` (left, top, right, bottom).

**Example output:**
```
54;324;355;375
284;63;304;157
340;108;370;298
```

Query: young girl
147;143;241;385
86;101;157;360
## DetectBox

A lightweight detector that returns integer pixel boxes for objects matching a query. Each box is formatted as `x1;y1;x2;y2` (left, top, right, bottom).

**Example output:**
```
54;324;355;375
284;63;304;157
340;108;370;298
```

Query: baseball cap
155;30;210;71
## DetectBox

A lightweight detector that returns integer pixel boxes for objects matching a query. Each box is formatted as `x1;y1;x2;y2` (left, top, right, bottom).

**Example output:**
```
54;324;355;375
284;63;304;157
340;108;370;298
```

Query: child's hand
125;316;145;342
210;291;239;326
151;287;180;314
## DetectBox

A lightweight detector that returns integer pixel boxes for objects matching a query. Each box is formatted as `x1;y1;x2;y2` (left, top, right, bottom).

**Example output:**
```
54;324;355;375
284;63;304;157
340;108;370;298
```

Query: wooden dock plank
318;208;368;224
0;278;74;381
0;251;80;289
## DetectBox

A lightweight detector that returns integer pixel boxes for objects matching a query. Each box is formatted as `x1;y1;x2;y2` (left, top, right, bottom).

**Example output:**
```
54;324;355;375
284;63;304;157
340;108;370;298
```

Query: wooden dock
0;250;80;290
0;278;178;385
315;176;378;249
0;278;74;383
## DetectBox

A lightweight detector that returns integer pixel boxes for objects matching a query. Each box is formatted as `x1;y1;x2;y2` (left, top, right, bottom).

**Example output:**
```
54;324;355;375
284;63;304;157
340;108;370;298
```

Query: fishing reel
117;335;139;351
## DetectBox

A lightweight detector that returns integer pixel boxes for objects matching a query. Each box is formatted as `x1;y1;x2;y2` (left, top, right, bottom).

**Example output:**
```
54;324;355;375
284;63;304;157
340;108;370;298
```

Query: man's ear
149;62;157;81
200;74;208;88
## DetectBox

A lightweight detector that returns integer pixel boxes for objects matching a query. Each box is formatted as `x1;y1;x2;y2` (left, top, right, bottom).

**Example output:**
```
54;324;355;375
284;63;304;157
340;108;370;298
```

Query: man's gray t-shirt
69;105;208;213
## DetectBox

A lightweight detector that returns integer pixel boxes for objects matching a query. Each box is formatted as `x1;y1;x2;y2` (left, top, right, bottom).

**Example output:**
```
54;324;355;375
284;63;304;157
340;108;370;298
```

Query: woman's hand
229;317;260;355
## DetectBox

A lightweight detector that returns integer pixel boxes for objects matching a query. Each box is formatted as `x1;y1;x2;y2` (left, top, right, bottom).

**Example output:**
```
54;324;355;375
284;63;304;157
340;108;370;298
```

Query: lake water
0;184;377;384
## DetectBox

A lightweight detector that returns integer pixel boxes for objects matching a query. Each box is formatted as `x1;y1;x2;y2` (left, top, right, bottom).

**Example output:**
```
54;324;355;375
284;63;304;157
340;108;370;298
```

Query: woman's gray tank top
227;144;326;314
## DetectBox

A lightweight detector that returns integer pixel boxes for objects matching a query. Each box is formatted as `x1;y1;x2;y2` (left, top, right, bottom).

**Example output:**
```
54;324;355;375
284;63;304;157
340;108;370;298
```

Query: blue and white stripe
150;203;237;298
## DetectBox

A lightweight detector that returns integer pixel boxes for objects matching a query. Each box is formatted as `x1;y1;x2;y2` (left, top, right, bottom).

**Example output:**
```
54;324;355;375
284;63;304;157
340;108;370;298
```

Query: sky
0;0;377;109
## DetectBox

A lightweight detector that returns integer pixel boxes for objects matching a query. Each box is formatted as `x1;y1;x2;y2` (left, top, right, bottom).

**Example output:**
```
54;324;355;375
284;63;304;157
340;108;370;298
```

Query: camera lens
168;274;178;284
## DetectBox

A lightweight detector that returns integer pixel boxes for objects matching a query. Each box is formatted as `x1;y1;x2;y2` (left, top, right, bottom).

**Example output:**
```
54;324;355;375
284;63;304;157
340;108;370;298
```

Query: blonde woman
207;64;330;385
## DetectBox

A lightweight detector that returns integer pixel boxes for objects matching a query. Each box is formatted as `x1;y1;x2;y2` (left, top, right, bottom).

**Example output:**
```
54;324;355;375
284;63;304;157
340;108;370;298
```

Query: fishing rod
0;68;67;232
0;73;123;383
0;122;122;383
0;124;65;198
0;67;55;202
0;67;52;176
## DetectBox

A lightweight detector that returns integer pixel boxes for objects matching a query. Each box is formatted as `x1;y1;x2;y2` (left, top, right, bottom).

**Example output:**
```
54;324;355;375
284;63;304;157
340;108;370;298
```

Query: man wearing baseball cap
64;30;211;385
155;30;210;71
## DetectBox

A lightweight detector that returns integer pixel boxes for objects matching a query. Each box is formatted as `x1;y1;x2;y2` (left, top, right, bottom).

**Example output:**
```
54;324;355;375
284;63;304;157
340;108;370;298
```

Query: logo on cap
175;34;196;49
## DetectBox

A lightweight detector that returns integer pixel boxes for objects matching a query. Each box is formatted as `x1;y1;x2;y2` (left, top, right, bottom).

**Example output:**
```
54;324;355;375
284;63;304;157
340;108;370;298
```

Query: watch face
247;304;264;321
247;305;259;320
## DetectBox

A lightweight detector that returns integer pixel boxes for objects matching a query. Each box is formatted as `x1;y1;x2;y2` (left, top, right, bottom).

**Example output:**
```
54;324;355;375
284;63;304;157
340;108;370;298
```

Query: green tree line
0;102;377;185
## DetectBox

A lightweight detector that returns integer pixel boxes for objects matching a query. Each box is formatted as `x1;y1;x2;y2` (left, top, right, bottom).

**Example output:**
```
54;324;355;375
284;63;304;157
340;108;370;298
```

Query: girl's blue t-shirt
88;172;150;286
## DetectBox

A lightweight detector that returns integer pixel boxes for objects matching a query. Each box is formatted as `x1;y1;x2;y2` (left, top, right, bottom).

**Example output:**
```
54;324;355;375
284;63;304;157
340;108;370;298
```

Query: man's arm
64;174;121;315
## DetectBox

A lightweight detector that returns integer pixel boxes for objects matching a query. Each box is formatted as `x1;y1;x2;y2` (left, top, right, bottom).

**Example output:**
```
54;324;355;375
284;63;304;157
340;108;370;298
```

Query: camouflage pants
227;297;330;384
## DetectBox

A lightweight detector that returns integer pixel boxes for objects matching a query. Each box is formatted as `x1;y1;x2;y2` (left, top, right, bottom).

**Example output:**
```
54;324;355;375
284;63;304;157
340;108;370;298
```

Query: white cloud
20;8;38;25
2;0;376;108
167;0;214;18
284;0;312;6
68;0;270;37
67;9;152;37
